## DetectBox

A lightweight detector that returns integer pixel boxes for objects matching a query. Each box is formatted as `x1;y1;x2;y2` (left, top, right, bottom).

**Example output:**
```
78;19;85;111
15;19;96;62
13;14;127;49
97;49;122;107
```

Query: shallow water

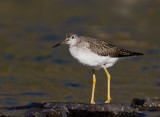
0;0;160;116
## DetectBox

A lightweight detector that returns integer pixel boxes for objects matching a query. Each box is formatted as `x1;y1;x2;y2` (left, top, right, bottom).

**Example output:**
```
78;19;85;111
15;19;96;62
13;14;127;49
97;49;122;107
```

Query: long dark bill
52;42;62;48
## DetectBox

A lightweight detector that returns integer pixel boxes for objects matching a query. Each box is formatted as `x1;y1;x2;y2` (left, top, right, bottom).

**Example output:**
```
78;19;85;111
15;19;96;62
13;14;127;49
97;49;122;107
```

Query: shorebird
52;33;143;104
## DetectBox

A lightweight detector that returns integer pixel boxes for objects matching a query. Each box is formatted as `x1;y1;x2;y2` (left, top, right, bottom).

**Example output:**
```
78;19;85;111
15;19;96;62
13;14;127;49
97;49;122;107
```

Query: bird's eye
71;36;74;39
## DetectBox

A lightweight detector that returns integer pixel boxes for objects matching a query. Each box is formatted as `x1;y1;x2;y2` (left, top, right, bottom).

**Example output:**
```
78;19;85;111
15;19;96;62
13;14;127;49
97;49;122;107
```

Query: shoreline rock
131;97;160;111
1;97;160;117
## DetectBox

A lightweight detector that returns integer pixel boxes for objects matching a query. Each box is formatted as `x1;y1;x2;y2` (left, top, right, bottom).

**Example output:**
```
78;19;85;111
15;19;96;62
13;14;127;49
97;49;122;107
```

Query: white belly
69;46;119;69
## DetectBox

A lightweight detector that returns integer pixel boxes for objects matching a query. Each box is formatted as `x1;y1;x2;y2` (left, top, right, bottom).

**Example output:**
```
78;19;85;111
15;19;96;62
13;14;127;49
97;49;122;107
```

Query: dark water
0;0;160;116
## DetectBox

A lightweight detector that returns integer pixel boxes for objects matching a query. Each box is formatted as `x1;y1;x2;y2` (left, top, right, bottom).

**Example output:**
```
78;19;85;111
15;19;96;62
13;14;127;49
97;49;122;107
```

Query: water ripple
52;59;70;64
65;83;84;88
32;55;53;62
24;26;52;33
4;55;14;60
18;92;46;96
38;35;62;41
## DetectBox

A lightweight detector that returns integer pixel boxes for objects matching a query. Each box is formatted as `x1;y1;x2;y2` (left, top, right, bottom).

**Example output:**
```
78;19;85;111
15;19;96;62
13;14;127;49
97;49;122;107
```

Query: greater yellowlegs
53;33;143;104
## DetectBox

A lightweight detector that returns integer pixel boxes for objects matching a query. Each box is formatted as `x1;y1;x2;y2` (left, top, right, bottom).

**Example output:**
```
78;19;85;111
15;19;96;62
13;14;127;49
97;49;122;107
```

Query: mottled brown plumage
78;36;143;57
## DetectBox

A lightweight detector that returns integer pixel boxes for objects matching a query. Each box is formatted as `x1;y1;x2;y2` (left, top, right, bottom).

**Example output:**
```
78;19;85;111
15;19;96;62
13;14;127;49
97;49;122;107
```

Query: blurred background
0;0;160;116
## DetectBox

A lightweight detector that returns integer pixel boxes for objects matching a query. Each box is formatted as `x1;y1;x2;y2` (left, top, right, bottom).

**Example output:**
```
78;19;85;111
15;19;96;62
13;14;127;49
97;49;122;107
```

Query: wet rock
2;97;160;116
24;108;62;117
131;97;160;110
24;102;142;117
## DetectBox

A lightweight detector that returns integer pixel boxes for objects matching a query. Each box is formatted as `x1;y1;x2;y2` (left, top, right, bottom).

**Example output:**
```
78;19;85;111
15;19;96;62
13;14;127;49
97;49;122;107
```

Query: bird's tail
131;52;144;56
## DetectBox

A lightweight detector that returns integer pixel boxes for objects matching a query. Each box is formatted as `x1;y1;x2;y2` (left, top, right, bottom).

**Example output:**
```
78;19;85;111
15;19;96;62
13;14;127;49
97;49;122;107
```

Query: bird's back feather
80;36;143;57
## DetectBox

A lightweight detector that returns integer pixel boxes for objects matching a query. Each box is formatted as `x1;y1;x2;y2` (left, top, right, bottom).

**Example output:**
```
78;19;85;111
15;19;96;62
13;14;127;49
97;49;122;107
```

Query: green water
0;0;160;116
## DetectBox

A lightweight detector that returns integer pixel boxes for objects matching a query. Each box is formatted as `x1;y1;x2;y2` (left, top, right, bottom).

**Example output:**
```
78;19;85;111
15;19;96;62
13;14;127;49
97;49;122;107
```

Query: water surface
0;0;160;116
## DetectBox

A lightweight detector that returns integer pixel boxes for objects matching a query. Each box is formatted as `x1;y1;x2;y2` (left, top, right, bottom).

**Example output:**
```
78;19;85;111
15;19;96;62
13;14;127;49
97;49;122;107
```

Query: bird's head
53;33;79;48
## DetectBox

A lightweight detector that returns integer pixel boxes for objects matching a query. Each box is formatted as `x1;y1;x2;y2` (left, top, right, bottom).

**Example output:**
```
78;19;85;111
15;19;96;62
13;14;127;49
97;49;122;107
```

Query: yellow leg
91;69;96;104
102;65;112;103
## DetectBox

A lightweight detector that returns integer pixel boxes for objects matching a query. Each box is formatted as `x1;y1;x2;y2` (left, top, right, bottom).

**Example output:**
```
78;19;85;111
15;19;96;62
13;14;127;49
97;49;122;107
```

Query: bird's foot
91;101;95;104
105;97;112;103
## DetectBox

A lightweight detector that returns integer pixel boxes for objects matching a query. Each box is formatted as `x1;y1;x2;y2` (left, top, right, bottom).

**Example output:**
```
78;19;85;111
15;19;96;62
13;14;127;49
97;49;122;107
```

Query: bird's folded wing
87;39;139;57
